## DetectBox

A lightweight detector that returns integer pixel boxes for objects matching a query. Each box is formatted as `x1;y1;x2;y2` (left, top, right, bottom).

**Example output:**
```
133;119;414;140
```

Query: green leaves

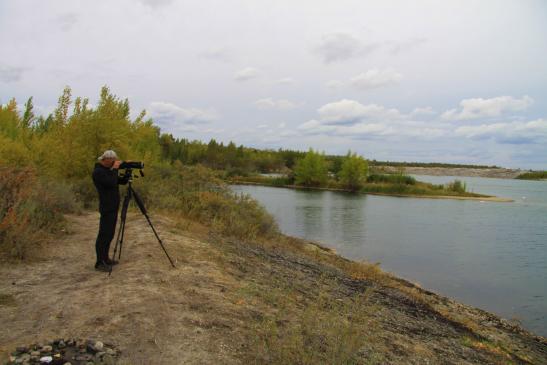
294;148;328;187
338;151;368;191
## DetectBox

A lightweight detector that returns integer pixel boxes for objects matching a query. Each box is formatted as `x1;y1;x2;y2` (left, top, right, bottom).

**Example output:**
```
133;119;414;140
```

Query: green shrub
366;174;416;185
446;180;467;193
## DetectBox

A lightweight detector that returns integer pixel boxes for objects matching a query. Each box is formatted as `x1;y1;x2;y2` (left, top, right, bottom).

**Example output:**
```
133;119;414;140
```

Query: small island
226;149;512;202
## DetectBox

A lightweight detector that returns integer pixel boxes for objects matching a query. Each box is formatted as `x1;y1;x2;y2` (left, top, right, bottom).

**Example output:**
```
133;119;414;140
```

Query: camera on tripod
119;161;144;179
119;161;144;170
109;159;176;275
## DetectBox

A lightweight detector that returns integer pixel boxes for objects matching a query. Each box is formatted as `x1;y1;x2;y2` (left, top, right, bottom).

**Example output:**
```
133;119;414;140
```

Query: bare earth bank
377;166;523;179
1;212;545;364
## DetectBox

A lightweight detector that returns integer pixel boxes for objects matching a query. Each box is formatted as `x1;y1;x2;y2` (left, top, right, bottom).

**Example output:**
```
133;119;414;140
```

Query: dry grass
241;279;381;365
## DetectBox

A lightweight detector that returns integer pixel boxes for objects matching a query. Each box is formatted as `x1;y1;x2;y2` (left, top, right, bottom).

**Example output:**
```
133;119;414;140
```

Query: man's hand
112;160;122;169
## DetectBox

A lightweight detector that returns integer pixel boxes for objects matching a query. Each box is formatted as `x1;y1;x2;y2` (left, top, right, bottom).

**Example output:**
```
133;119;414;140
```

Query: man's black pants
95;210;118;264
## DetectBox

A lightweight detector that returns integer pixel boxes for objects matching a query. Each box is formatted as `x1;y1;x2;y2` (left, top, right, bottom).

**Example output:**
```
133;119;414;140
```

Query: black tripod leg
117;188;132;260
132;188;176;268
109;187;132;276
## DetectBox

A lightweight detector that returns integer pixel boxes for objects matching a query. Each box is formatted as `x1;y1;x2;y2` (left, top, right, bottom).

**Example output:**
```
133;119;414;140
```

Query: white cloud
442;95;534;121
455;119;547;144
254;98;298;110
275;77;294;85
148;101;217;125
350;69;402;90
296;100;447;140
315;32;379;63
278;122;286;128
411;106;436;116
234;67;259;81
317;99;404;125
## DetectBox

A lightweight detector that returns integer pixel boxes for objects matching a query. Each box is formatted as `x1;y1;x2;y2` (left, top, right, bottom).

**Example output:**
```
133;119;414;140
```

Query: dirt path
0;212;245;364
1;211;546;364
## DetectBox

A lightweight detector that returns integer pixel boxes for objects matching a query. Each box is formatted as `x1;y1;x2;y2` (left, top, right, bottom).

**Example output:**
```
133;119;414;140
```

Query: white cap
98;150;118;161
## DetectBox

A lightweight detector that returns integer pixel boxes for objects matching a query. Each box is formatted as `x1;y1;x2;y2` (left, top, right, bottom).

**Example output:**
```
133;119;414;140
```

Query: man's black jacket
92;163;129;213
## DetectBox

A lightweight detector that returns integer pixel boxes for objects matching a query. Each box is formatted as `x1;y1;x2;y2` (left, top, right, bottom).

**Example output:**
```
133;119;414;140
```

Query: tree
338;151;368;191
22;97;35;129
294;148;328;187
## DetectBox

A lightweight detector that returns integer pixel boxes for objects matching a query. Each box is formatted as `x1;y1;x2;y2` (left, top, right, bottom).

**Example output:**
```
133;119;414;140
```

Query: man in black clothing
92;150;129;272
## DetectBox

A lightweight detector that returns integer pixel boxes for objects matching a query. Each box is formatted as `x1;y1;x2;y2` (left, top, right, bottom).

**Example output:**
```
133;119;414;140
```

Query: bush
0;166;80;259
131;163;279;240
366;174;416;185
446;180;467;193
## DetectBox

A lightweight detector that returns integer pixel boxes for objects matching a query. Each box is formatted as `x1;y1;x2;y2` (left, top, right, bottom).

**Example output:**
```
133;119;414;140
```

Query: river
231;176;547;336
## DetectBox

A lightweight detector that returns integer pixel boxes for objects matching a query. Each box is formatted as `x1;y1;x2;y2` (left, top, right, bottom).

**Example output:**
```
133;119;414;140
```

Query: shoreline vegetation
226;171;513;202
228;179;514;202
516;171;547;180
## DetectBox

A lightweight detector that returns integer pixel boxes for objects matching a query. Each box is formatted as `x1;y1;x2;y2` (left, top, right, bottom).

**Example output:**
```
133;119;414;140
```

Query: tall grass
366;173;416;185
0;166;80;259
248;284;378;364
121;162;279;240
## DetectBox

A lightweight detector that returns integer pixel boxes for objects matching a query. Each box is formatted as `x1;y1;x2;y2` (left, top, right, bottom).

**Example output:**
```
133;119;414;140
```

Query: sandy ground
377;166;523;179
1;211;546;364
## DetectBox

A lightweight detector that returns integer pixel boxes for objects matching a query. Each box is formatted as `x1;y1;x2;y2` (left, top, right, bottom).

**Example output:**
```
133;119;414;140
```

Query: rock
94;341;104;351
85;362;94;365
41;345;53;353
20;354;31;361
58;340;66;349
16;346;29;353
31;351;41;356
95;351;105;360
74;354;92;362
101;354;114;364
105;348;116;356
63;363;72;365
39;356;53;364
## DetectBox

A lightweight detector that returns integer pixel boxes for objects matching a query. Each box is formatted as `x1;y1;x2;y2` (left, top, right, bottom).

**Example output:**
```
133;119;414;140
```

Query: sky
1;0;546;169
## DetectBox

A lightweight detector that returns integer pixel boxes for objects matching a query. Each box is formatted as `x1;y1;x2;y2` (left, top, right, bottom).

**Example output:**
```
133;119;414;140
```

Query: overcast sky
1;0;546;169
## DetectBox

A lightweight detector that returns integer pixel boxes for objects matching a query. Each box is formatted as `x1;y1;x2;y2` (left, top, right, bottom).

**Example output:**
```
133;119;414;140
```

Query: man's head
98;150;118;168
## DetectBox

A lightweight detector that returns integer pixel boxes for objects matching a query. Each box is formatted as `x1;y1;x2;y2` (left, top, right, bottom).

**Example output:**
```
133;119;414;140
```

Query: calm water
232;176;547;336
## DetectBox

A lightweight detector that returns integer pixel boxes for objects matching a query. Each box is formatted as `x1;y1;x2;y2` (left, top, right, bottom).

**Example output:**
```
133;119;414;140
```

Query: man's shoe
106;258;119;266
94;262;111;272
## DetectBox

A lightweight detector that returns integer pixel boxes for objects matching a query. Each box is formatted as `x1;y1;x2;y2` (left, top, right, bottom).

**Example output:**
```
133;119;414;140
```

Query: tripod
110;171;176;275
